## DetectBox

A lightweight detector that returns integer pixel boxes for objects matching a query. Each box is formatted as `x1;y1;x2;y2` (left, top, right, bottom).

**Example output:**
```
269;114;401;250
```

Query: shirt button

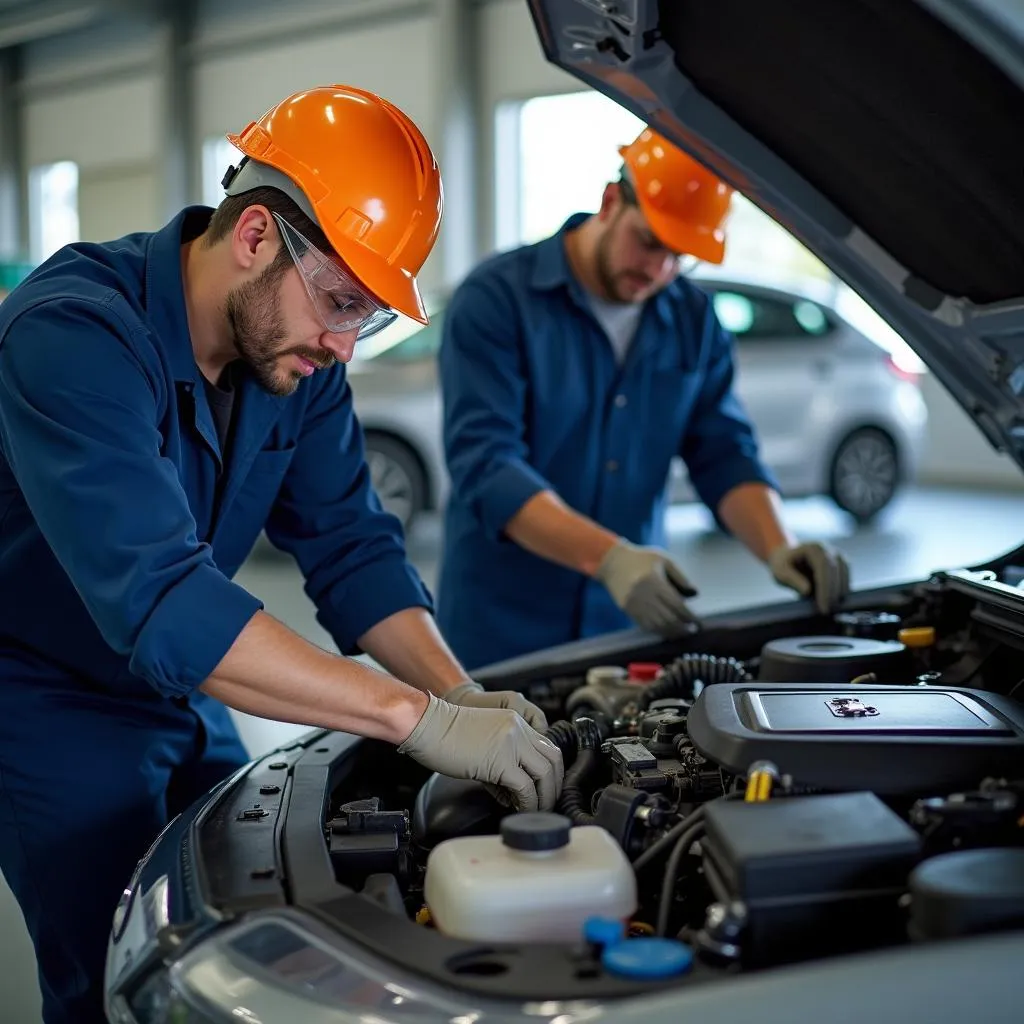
606;460;619;472
614;394;628;408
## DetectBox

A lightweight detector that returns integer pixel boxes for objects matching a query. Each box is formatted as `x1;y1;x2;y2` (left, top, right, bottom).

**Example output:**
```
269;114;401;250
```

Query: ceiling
0;0;158;50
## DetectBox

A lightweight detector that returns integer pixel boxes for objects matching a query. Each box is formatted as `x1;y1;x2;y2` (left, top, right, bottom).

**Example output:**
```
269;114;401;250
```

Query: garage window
202;137;243;208
28;161;79;264
497;90;832;289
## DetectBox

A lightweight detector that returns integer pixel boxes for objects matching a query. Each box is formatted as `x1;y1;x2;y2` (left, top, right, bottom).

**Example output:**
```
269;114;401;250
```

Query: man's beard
595;220;652;305
224;261;333;396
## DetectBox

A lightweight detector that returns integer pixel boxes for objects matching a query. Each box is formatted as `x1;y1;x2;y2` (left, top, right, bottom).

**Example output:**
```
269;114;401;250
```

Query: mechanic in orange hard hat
0;85;559;1024
437;127;850;670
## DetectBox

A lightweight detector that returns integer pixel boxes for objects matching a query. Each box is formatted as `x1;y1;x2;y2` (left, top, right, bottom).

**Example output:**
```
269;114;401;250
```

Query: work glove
398;693;563;812
444;680;548;731
594;539;700;636
768;541;851;615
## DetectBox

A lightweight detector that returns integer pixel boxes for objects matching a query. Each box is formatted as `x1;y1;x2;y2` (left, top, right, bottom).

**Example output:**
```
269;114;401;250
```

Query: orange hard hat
224;84;443;325
618;128;733;264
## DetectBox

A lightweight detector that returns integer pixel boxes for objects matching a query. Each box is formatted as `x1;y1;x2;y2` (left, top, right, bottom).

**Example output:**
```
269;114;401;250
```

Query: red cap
627;662;661;683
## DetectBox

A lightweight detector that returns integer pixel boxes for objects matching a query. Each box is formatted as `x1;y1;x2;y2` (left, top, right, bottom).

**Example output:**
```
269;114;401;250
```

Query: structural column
433;0;482;293
158;0;198;219
0;46;28;262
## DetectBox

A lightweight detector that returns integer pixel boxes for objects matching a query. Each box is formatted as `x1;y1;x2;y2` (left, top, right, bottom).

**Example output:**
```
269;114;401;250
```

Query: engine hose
557;717;602;825
639;653;751;709
544;720;579;768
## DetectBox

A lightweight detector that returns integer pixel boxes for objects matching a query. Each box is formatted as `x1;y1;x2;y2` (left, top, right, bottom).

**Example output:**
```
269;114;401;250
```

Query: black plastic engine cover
687;684;1024;795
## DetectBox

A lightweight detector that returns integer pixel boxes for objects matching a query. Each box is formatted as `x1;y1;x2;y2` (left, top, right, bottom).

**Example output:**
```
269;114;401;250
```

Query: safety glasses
272;212;397;340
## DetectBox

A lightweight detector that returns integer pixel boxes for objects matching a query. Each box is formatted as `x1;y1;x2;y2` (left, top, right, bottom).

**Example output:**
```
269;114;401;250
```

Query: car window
355;316;444;364
374;322;442;362
709;288;833;342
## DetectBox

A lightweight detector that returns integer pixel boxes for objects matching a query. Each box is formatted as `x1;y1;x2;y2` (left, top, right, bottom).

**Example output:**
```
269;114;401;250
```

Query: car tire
828;427;900;523
364;433;428;532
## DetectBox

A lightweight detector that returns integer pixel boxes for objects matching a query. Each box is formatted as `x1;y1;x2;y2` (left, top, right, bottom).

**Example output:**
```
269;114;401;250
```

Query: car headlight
112;908;494;1024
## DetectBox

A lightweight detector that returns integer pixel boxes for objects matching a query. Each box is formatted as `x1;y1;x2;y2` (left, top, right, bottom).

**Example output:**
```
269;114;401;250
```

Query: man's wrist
581;530;622;578
385;687;431;745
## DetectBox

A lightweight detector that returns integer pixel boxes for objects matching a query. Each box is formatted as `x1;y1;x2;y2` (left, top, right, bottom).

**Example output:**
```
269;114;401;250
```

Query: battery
701;792;922;966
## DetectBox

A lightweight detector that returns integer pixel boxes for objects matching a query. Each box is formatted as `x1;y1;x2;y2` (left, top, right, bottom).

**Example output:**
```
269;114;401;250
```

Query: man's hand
444;681;548;730
594;539;700;636
768;542;850;614
398;694;563;811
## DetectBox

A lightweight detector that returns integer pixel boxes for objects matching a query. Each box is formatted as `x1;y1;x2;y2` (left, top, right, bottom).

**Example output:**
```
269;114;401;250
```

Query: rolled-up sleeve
439;275;551;540
0;298;263;698
680;312;778;513
263;365;431;654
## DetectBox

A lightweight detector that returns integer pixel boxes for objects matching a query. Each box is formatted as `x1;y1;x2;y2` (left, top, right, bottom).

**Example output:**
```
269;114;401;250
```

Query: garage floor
1;485;1023;1023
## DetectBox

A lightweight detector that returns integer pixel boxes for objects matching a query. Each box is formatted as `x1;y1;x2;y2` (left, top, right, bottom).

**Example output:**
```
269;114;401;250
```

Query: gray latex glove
768;541;851;614
444;681;548;731
594;539;700;636
398;693;563;811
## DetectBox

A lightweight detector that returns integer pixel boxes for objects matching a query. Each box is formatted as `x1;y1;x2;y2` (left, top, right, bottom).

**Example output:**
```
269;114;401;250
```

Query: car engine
324;592;1024;980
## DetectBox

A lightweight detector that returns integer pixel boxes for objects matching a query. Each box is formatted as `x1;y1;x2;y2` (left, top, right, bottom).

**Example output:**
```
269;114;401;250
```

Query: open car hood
526;0;1024;473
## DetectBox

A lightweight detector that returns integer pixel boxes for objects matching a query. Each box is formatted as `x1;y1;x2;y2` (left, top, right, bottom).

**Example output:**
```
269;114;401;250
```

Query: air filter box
687;684;1024;796
758;635;908;683
702;792;921;966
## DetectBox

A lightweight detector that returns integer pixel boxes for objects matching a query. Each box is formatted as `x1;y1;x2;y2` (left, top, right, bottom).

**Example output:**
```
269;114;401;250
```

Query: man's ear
231;205;274;270
597;182;621;223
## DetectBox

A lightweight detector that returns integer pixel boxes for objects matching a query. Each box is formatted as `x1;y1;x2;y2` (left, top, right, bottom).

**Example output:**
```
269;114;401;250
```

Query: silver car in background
348;276;928;530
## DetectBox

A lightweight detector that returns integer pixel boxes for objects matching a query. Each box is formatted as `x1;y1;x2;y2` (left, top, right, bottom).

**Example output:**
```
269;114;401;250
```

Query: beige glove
595;539;700;636
768;542;851;614
444;681;548;731
398;693;563;811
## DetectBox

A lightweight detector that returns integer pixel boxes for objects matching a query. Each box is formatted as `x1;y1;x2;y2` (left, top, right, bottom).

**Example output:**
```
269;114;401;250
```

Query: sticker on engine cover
825;697;880;718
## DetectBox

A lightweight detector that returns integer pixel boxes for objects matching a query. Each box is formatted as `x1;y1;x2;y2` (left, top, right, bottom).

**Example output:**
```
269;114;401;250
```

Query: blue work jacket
0;207;430;743
436;214;775;670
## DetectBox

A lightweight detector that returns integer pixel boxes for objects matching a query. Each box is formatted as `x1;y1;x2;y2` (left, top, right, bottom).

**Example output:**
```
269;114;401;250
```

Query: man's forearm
717;482;795;562
504;489;619;577
357;606;469;697
199;610;429;745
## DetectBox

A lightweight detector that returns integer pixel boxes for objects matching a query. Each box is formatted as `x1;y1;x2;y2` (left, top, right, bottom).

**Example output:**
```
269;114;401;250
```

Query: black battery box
687;683;1024;795
702;792;922;966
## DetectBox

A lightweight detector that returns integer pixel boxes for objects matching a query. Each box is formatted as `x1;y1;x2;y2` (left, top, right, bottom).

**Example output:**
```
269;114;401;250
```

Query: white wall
21;19;163;240
78;164;162;241
479;0;580;101
25;79;160;173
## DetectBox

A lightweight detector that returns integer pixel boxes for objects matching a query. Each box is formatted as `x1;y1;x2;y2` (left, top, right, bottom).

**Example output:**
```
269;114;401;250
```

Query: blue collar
144;206;215;385
530;213;589;294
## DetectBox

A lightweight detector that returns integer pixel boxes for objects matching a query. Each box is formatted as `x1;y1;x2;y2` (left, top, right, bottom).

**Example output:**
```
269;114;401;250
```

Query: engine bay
309;567;1024;990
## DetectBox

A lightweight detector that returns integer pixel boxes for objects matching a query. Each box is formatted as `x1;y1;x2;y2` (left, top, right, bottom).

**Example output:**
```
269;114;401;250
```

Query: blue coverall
436;213;775;671
0;208;431;1023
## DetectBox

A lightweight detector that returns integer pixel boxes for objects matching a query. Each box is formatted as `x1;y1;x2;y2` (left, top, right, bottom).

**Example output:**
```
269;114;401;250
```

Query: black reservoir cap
500;812;572;852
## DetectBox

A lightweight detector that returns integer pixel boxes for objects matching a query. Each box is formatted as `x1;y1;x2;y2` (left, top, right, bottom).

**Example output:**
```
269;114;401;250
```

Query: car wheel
829;427;900;523
364;433;428;531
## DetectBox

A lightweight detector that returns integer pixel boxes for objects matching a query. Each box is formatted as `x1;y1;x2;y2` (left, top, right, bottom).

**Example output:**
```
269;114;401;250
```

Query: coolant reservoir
424;812;637;943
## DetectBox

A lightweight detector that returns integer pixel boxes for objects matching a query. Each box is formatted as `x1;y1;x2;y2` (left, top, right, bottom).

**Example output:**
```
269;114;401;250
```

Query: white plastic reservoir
424;812;637;943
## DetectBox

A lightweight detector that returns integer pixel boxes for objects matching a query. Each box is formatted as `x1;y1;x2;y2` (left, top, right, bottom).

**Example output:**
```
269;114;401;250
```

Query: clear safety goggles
272;213;397;340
